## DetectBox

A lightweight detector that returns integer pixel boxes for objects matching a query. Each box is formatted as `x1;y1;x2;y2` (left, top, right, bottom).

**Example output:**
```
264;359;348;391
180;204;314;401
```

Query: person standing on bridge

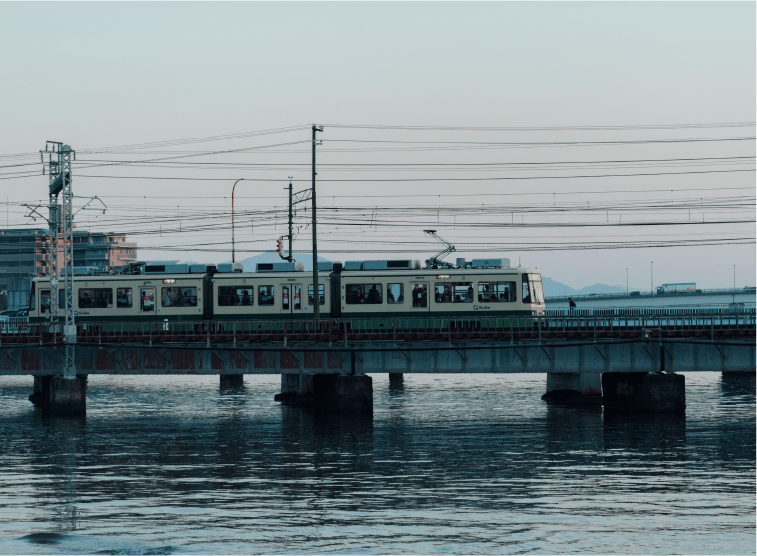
568;297;576;312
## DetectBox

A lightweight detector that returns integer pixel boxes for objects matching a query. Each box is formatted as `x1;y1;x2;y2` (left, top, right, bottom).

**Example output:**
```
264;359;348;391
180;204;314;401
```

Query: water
0;372;753;554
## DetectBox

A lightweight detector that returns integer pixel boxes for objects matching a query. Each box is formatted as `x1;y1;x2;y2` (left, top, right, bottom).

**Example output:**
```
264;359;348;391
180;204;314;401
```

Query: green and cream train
28;259;544;324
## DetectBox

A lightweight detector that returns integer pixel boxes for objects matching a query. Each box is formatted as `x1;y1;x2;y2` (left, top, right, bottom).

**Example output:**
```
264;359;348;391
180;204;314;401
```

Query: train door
280;283;304;319
410;281;430;312
140;287;156;319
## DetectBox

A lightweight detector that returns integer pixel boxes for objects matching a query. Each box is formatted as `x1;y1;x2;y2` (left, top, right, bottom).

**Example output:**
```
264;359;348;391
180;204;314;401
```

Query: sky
0;2;754;291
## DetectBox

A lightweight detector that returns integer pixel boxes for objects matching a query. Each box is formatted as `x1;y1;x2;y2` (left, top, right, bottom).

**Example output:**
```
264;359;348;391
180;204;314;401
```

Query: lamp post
231;178;244;263
651;261;653;295
626;268;628;296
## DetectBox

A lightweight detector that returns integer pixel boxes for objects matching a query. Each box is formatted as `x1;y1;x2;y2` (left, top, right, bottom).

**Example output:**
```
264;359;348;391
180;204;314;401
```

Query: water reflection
721;371;756;396
603;411;687;460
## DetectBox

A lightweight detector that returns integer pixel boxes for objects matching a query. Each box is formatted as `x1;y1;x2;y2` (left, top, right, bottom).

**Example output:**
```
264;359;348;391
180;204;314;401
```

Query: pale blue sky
1;2;754;289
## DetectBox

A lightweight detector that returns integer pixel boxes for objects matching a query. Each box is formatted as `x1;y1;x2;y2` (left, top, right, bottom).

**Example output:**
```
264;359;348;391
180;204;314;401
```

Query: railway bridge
3;308;755;415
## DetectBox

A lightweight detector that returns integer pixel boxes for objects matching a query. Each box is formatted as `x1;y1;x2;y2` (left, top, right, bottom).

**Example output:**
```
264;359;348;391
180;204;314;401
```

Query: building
0;228;137;311
0;229;50;311
73;231;137;270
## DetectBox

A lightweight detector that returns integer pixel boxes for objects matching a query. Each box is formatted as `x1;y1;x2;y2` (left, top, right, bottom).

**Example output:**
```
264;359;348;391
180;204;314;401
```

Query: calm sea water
0;372;753;555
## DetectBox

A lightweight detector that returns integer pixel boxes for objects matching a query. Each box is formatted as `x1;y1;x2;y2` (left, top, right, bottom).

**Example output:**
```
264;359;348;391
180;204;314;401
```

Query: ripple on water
0;372;753;554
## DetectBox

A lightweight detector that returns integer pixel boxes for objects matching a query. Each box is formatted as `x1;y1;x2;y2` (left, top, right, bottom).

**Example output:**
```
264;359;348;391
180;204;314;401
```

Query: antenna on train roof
423;230;457;270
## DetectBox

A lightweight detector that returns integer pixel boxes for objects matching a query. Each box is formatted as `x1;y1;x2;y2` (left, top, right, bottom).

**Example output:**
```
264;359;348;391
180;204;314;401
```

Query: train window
293;285;301;310
258;286;275;306
434;282;473;303
117;288;132;308
161;287;198;307
59;290;65;309
478;281;516;303
529;274;544;304
282;285;290;310
522;277;531;303
387;283;404;304
308;284;325;305
40;289;51;313
410;282;428;308
140;288;155;312
218;286;254;306
345;284;383;304
79;288;113;309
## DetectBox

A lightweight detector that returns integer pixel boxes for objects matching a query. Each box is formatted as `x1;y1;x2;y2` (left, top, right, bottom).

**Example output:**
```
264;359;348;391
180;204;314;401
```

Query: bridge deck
0;311;753;376
5;311;755;345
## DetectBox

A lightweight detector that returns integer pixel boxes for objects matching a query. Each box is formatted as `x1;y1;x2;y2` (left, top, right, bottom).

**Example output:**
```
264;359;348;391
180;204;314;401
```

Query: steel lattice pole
61;146;76;380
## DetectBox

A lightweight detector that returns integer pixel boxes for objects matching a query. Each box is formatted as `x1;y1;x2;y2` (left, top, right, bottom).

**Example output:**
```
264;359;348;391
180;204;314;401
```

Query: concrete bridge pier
274;373;373;413
602;373;685;413
220;374;244;388
389;373;404;387
274;373;314;402
542;373;602;403
722;371;756;380
313;374;373;414
29;375;86;415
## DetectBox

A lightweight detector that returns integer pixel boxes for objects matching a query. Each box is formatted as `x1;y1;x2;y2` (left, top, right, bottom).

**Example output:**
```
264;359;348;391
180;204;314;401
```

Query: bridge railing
544;306;757;317
545;287;757;303
4;310;755;344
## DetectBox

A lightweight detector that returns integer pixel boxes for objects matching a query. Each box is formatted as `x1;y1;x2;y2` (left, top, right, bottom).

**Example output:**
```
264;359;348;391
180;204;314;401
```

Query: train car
27;258;544;326
29;273;206;323
329;258;543;328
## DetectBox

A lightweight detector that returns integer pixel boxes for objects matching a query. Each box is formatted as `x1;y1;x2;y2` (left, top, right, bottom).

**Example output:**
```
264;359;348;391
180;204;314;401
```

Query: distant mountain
541;277;625;297
227;252;331;272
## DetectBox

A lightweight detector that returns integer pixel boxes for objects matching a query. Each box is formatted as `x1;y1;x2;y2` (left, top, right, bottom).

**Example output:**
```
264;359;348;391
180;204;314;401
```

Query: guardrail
546;287;756;303
3;310;754;345
544;306;756;316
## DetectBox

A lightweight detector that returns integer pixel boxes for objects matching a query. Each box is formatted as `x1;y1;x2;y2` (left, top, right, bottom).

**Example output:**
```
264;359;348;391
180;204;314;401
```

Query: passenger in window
387;289;395;304
242;290;251;306
412;284;420;307
467;284;474;301
443;285;452;303
162;289;172;307
368;285;380;304
480;283;491;302
420;285;427;307
81;293;92;308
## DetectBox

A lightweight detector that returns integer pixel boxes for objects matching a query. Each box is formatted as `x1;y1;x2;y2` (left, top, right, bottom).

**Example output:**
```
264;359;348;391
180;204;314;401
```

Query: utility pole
626;268;628;296
287;177;294;263
311;124;323;318
40;142;76;380
651;261;653;295
279;179;311;263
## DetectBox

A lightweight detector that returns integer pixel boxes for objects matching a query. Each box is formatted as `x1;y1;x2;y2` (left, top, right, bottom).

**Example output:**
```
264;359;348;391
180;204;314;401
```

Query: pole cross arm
72;196;107;217
292;189;312;205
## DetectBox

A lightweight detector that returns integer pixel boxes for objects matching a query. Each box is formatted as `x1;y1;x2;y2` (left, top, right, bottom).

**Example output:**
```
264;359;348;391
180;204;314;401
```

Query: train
28;258;544;325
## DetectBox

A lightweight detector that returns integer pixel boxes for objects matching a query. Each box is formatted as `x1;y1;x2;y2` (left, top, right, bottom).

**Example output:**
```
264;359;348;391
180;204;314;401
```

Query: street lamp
626;268;628;295
651;261;653;294
231;178;244;263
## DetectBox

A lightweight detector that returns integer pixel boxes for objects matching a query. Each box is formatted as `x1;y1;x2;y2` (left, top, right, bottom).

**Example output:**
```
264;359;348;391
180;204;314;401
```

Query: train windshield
522;273;544;305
